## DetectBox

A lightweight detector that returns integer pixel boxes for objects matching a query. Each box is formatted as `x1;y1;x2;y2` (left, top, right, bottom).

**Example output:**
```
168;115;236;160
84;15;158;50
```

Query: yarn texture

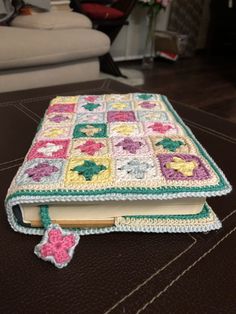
5;93;231;235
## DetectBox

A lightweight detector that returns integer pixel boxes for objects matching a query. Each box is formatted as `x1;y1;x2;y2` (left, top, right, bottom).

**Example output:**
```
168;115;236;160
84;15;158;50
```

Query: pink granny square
144;122;178;136
47;104;75;114
27;139;70;160
107;111;136;122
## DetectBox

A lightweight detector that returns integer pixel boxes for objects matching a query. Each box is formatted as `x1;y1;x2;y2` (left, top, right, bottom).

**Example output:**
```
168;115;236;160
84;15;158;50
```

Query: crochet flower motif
34;224;80;269
79;114;99;123
139;101;156;109
49;104;73;113
119;159;151;179
156;138;184;152
82;103;101;111
108;111;135;122
76;140;104;156
112;112;127;121
49;115;69;123
37;143;63;157
80;125;102;137
43;128;64;138
25;162;59;182
166;156;197;176
71;160;107;181
112;125;135;136
116;138;143;154
84;96;99;102
111;103;128;110
149;122;173;134
141;112;162;121
137;94;153;100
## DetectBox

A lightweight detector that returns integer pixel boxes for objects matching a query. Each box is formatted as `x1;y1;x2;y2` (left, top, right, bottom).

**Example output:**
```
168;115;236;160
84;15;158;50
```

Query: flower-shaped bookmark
34;206;80;269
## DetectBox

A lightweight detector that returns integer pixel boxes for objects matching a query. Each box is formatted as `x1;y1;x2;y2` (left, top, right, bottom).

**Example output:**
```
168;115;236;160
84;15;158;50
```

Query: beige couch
0;11;110;92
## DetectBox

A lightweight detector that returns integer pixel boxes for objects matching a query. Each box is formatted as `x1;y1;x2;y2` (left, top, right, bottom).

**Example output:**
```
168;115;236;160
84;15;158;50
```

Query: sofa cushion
0;59;99;93
10;11;92;29
81;4;124;20
0;27;110;70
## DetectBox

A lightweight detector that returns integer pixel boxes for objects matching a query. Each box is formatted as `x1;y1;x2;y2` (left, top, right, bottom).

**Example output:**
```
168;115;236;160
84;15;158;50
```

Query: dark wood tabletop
0;79;235;314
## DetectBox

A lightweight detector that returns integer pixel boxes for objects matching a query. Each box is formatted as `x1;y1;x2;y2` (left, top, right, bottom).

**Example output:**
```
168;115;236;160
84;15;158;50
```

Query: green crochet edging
39;205;51;228
6;94;230;203
125;202;209;220
6;180;227;203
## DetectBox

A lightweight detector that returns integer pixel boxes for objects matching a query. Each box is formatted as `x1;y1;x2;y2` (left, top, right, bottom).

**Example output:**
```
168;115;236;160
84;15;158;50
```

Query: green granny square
73;123;107;138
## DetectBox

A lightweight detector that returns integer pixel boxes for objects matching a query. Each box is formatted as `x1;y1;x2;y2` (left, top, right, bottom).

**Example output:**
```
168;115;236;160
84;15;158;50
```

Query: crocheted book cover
5;93;231;237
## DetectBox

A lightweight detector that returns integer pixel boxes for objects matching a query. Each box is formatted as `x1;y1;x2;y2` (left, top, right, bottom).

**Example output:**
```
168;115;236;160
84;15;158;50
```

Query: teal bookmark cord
39;205;51;229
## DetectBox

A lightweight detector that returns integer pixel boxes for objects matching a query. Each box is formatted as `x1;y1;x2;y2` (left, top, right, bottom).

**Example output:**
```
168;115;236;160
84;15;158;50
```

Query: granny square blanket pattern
5;93;231;236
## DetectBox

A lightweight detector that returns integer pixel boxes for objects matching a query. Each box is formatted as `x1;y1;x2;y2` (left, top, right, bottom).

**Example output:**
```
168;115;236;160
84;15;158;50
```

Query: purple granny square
158;154;211;180
107;111;136;122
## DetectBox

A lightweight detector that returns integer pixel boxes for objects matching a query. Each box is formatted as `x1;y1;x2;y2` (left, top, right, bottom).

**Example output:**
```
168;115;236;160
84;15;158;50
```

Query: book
20;197;206;227
5;93;231;268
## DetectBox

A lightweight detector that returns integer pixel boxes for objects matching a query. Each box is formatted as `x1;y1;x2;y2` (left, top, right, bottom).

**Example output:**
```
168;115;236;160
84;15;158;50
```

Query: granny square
134;101;162;111
107;101;133;111
79;95;105;104
50;96;79;105
47;104;75;114
27;140;70;160
105;94;132;102
16;159;64;185
37;126;72;140
116;157;159;182
143;122;179;136
70;138;110;157
133;93;158;101
73;123;107;138
45;113;75;126
108;122;143;137
137;111;170;122
65;157;112;185
112;137;151;156
107;111;136;122
151;136;196;154
76;112;106;123
77;101;105;113
158;154;211;181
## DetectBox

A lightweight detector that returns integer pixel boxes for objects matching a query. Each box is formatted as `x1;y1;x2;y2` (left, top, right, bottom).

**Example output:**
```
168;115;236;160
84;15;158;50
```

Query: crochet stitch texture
5;93;232;235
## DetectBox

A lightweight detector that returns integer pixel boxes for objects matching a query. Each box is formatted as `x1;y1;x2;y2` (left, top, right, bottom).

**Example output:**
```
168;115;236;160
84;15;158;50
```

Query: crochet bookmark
34;205;80;269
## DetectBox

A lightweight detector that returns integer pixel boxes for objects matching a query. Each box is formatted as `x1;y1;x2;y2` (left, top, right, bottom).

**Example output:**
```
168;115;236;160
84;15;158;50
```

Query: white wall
111;4;171;61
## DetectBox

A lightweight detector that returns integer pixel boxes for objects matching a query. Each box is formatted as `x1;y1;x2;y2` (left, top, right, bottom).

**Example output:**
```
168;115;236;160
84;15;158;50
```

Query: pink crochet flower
76;139;104;156
49;115;70;123
84;96;99;102
139;101;156;109
34;225;80;268
148;122;173;134
107;111;136;122
47;104;75;114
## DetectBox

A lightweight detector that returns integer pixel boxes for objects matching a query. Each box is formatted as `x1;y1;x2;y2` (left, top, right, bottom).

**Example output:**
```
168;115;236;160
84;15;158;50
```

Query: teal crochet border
40;205;51;228
6;94;231;203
